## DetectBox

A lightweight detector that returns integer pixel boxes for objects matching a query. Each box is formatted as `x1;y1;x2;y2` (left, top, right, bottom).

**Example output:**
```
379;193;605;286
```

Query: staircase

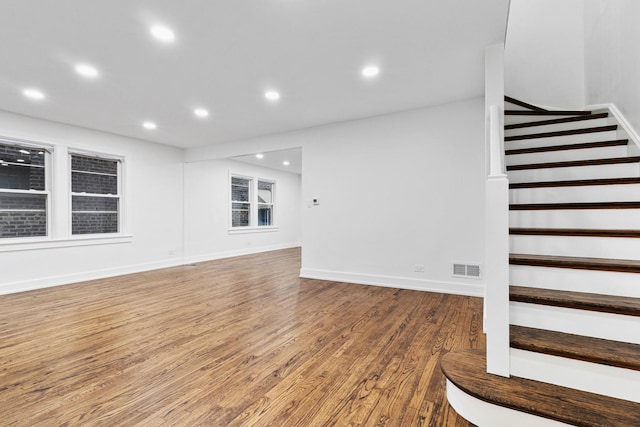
442;97;640;426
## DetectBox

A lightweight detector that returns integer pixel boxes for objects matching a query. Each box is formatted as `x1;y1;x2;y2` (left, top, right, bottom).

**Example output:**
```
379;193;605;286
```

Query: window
0;141;49;239
231;176;251;227
230;175;276;229
257;180;274;226
70;153;121;235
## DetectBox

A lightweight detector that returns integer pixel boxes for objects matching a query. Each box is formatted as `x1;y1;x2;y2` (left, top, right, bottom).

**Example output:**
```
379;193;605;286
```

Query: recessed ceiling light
256;153;264;159
143;121;157;130
194;108;209;118
264;90;281;102
17;159;25;163
361;65;380;78
282;161;290;166
19;149;30;155
23;88;45;100
150;25;175;43
75;64;99;78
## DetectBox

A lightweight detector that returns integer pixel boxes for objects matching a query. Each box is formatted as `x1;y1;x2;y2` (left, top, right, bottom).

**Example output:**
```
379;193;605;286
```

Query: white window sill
0;234;133;252
228;226;279;235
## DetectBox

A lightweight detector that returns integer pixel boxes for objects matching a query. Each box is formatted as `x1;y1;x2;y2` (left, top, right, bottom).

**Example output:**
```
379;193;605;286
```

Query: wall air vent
453;263;466;276
452;262;482;279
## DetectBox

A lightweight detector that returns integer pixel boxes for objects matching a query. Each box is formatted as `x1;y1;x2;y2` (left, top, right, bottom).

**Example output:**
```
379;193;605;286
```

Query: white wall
300;98;485;296
505;0;585;109
0;110;184;294
2;97;484;296
185;98;487;296
183;159;301;262
585;0;640;135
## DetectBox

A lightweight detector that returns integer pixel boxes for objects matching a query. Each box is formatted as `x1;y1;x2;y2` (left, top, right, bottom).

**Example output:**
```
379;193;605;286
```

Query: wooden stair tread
510;325;640;371
441;349;640;426
506;110;593;116
510;177;640;189
510;201;640;210
505;125;618;142
510;285;640;317
504;96;547;111
507;156;640;171
509;253;640;273
505;112;609;130
505;139;628;155
509;228;640;238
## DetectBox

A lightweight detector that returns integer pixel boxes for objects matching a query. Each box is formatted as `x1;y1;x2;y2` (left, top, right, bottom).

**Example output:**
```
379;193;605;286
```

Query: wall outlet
167;249;176;256
414;265;425;273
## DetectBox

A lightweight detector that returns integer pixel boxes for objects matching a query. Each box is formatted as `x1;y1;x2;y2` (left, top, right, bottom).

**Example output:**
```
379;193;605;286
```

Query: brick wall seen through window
71;154;120;235
0;142;48;238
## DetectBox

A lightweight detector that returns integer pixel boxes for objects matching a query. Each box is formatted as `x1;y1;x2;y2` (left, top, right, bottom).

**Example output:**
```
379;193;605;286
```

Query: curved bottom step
441;349;640;427
446;379;570;427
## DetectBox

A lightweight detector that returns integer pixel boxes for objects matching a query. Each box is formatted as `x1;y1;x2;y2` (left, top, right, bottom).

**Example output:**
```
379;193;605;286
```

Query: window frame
0;140;132;252
229;172;278;233
0;137;53;242
68;149;124;237
256;179;275;227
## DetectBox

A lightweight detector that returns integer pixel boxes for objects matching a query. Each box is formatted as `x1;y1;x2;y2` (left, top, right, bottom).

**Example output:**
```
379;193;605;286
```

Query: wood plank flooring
0;248;483;426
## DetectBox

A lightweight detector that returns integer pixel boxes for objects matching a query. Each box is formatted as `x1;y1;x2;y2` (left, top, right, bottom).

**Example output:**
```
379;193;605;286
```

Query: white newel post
484;43;510;377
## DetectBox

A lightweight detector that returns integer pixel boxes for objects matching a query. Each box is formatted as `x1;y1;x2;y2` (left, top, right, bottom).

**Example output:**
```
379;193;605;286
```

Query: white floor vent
453;262;482;279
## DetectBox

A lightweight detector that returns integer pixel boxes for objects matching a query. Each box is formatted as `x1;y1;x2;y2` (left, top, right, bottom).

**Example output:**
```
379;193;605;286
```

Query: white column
484;43;510;377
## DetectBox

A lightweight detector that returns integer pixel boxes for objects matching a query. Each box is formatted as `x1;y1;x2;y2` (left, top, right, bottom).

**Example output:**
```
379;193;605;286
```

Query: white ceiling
232;147;302;175
0;1;509;149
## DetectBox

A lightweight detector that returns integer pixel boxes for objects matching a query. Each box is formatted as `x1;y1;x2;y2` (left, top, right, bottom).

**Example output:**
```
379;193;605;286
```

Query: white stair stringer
504;117;612;137
510;265;640;297
509;234;640;259
510;348;640;403
505;129;618;150
510;302;640;344
506;144;629;165
510;184;640;204
510;209;640;229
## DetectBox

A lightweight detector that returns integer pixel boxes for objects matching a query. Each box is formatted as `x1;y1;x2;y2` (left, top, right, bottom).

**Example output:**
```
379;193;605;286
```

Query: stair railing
485;102;510;377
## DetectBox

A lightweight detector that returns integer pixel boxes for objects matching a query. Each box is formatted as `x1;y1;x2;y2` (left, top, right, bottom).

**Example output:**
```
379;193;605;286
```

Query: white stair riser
510;235;640;259
505;118;612;137
506;145;629;166
510;265;640;297
510;303;640;344
505;114;580;126
510;209;640;229
508;162;640;183
510;184;640;204
510;349;640;403
505;130;618;150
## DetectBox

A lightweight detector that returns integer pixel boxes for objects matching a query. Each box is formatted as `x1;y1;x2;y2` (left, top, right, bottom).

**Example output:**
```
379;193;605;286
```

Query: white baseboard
182;242;301;265
0;243;302;296
299;268;484;297
0;258;185;296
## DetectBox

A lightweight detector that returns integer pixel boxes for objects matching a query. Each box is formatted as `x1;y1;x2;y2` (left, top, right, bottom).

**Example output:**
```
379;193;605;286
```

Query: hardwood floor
0;248;484;426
